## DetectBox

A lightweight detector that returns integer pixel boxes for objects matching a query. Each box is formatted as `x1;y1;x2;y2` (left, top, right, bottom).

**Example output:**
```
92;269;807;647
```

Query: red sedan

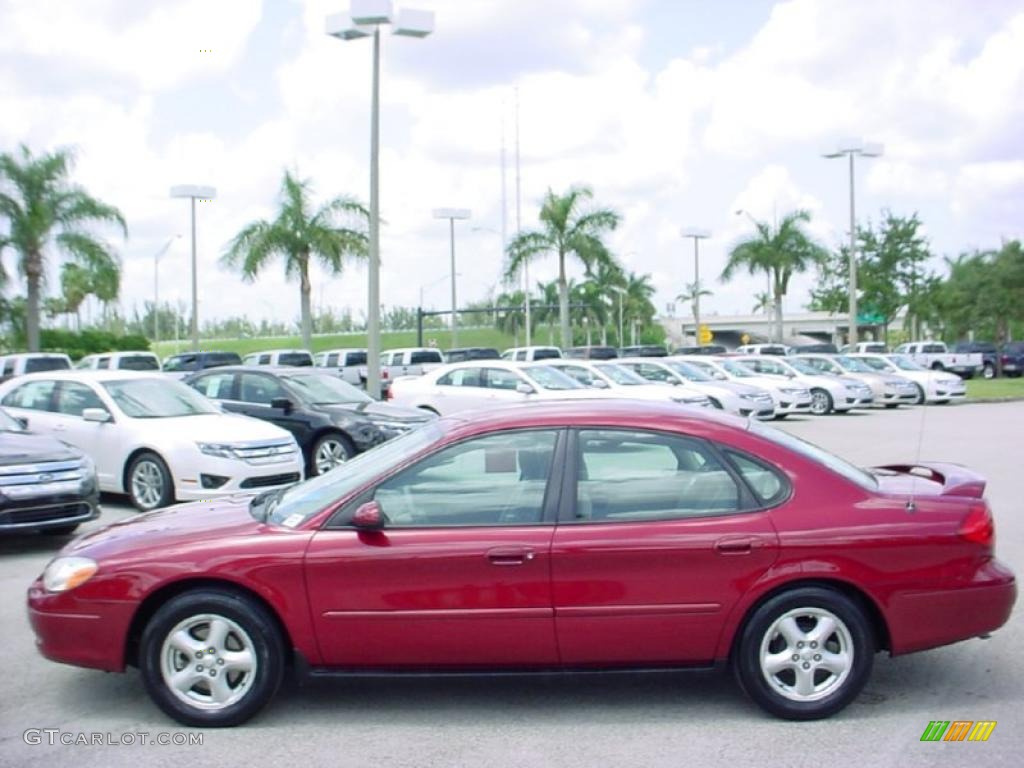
28;401;1015;726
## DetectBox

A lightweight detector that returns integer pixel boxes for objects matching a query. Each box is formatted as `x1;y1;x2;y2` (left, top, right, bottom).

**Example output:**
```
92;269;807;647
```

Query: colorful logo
920;721;997;742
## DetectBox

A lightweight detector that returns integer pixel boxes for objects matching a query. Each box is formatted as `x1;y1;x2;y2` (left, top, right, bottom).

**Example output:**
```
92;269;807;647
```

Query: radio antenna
908;361;931;512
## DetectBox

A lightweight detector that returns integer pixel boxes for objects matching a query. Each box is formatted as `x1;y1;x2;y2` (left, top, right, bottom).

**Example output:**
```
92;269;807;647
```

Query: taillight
385;386;393;401
958;502;994;546
1001;354;1010;364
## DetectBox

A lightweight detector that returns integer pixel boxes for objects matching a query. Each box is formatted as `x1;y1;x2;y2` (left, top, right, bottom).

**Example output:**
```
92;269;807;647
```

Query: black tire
42;524;80;536
733;587;874;720
930;362;944;371
309;432;356;477
884;403;899;409
912;383;926;405
809;388;833;415
139;589;285;727
773;413;788;421
127;452;174;511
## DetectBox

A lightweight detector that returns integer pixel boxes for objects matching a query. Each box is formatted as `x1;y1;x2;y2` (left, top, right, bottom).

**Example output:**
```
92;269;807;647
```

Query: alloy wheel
314;438;349;475
160;613;258;712
132;460;165;509
759;607;854;702
810;390;831;415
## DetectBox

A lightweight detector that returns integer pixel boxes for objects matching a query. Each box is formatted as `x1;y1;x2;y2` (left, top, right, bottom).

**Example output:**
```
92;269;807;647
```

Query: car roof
248;349;311;355
2;352;71;359
188;365;319;375
7;370;166;383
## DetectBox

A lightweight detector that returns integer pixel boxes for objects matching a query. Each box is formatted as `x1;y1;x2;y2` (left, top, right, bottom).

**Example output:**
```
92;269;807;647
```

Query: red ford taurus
28;401;1015;726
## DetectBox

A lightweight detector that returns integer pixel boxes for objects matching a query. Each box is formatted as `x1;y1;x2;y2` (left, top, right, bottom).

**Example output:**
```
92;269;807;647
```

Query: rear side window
2;359;14;377
725;451;789;507
923;344;944;354
533;349;561;361
162;355;194;372
25;357;71;373
118;355;159;371
344;352;367;366
209;353;242;367
278;353;312;367
96;357;110;370
258;354;272;365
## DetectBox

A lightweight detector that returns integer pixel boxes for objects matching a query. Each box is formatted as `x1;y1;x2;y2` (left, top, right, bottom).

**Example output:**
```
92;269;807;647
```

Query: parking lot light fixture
169;185;217;351
680;227;711;337
823;138;884;346
433;208;471;348
326;1;434;399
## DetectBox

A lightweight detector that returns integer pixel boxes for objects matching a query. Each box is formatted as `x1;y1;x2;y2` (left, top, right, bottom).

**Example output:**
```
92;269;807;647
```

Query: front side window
239;373;288;404
2;380;57;411
258;354;272;366
162;355;194;372
374;430;559;527
523;365;582;391
594;363;646;385
573;429;741;522
556;365;597;387
483;367;523;391
437;367;484;387
632;362;675;383
96;357;110;370
55;382;106;416
285;373;370;405
191;372;236;400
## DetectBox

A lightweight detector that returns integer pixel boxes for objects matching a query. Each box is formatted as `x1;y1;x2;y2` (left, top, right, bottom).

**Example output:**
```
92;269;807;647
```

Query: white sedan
848;354;966;404
0;371;303;511
733;355;874;415
616;358;776;418
545;360;712;408
388;361;618;415
683;357;813;418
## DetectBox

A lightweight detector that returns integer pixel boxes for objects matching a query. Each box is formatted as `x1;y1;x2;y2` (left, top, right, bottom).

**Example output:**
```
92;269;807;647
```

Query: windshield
25;357;70;373
594;363;647;385
0;407;25;432
523;365;583;390
666;360;714;382
284;372;372;405
118;355;160;371
748;419;877;490
103;378;220;418
786;359;821;376
720;360;758;378
835;355;873;373
686;361;727;380
265;422;443;526
888;355;927;372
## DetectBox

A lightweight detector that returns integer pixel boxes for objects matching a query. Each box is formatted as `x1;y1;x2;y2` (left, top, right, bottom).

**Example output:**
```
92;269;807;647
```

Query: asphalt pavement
1;402;1021;768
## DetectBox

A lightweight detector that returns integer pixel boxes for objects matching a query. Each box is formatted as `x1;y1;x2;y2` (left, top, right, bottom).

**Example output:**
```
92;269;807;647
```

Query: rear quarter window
25;357;71;373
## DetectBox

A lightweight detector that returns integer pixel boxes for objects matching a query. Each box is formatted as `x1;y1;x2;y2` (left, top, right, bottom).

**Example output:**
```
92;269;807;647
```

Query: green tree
751;291;773;314
505;185;620;348
675;281;713;331
722;210;828;342
0;145;126;351
623;271;657;346
533;280;561;344
222;169;369;350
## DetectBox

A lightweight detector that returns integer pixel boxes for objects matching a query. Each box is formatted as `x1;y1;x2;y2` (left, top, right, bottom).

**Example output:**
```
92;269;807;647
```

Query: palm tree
534;280;561;344
675;281;713;333
60;262;91;330
624;271;657;345
721;210;828;342
0;145;127;350
751;291;773;315
223;170;368;350
505;185;620;348
495;289;526;346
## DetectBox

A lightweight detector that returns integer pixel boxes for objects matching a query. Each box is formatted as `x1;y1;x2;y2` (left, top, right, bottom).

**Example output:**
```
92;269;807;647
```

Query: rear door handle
486;547;536;566
715;537;757;555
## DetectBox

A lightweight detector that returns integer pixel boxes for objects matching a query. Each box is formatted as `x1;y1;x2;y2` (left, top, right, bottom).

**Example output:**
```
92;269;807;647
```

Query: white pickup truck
893;341;984;378
382;347;446;379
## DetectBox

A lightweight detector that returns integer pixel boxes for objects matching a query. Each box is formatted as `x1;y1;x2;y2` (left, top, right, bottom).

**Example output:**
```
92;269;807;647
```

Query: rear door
305;428;564;667
551;428;779;664
51;381;116;485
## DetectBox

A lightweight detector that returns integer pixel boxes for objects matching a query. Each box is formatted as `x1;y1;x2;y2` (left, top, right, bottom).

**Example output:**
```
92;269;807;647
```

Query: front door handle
715;537;757;555
486;547;536;566
53;423;67;432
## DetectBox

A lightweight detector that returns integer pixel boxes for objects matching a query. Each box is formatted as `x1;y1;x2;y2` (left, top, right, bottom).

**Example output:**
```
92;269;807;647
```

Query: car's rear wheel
734;587;874;720
809;389;833;415
982;363;995;379
128;452;174;511
310;432;355;476
140;589;284;727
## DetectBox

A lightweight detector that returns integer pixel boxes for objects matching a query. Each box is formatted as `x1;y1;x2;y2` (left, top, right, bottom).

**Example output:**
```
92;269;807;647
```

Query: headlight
779;387;801;395
197;442;235;458
43;556;97;593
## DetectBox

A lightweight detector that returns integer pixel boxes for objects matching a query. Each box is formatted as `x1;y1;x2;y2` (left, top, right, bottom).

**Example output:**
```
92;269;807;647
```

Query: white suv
0;353;72;383
76;351;161;371
243;349;314;367
501;346;563;362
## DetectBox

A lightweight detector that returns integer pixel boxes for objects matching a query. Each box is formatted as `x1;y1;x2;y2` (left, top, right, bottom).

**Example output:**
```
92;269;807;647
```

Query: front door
552;428;779;665
51;381;115;486
305;429;563;668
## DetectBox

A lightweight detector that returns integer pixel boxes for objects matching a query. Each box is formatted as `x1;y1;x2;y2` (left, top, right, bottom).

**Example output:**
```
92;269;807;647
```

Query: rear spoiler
874;462;986;498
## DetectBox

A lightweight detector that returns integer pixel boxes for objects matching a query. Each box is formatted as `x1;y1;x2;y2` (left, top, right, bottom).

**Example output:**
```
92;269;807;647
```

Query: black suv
186;367;433;476
565;346;619;360
0;407;99;535
673;345;727;355
952;341;999;379
1000;341;1024;378
619;345;668;357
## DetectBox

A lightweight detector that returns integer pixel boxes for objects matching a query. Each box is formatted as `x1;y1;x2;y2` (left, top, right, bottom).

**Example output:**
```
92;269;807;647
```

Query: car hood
314;401;432;423
65;495;266;560
141;413;293;443
711;380;769;397
0;430;82;466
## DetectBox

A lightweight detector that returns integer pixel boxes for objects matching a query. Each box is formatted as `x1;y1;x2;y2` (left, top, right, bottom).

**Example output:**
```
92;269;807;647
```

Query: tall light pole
326;0;434;399
610;285;626;347
823;139;883;345
680;227;711;340
433;208;471;347
170;185;216;351
152;235;180;345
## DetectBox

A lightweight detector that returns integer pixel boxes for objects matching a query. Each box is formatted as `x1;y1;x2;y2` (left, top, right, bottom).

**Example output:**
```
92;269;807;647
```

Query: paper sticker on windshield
281;514;304;528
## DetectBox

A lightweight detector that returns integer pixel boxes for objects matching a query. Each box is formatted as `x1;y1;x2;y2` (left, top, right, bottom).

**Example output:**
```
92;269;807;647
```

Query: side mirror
14;416;29;430
516;382;535;395
352;500;385;531
270;397;293;412
82;408;112;423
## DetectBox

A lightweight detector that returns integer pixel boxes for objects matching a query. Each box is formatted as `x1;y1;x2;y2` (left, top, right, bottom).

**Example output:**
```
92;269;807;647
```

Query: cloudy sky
1;0;1022;329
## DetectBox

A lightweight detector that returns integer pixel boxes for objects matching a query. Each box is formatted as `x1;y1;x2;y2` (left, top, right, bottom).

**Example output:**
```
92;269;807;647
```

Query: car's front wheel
310;432;355;476
809;389;833;415
912;383;926;405
128;452;174;511
140;589;285;727
734;587;874;720
982;363;995;379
